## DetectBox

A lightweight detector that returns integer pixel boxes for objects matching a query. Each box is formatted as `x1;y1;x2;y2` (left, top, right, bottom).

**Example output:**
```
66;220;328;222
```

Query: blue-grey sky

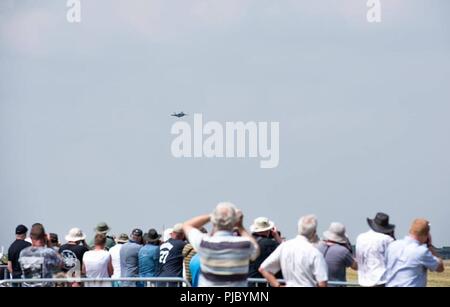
1;0;449;249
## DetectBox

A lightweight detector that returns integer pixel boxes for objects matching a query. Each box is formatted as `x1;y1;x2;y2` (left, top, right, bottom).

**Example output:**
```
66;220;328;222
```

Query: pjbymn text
179;291;269;304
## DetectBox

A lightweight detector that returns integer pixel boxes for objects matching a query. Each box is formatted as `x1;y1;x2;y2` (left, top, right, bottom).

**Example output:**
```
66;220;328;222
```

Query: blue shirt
385;236;440;287
138;244;160;277
190;253;201;287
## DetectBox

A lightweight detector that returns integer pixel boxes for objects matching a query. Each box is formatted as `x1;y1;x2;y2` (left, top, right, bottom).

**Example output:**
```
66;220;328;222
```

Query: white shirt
260;235;328;287
109;244;122;279
83;250;111;287
356;230;394;287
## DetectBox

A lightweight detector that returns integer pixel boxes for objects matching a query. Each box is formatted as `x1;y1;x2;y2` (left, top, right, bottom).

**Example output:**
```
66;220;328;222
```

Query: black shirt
8;239;31;277
248;235;280;278
59;244;89;272
157;239;186;277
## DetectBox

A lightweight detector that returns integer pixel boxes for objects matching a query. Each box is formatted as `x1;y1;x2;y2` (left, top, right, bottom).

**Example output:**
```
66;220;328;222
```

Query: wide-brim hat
116;233;129;243
65;228;86;242
250;217;275;233
367;212;395;234
146;229;161;243
95;222;110;234
323;222;348;244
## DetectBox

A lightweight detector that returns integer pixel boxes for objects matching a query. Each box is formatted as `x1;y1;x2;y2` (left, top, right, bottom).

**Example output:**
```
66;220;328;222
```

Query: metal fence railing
0;277;191;287
0;275;358;287
247;278;360;287
0;265;10;280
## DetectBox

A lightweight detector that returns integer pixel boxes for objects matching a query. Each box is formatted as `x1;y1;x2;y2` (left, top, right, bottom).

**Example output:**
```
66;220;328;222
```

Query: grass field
346;260;450;287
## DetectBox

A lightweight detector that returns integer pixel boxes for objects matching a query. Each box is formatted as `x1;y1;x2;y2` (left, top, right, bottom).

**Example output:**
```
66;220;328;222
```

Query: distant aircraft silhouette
171;112;188;118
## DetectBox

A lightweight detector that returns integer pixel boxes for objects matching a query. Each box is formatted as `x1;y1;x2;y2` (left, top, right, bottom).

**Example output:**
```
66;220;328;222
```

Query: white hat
250;217;275;233
323;222;348;244
65;228;86;242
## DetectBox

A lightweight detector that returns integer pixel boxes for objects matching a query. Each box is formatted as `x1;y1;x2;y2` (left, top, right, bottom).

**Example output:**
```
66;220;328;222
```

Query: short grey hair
211;202;238;231
298;215;318;239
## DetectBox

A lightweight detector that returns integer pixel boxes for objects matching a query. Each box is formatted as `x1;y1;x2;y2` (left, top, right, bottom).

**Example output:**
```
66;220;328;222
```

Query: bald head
211;202;238;231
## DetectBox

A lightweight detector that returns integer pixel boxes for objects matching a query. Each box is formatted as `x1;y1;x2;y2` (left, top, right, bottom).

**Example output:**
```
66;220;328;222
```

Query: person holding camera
385;218;445;287
182;202;259;287
248;217;283;281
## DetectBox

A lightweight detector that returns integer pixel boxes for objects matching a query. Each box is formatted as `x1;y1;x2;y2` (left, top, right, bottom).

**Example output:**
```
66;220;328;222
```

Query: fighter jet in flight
171;112;188;118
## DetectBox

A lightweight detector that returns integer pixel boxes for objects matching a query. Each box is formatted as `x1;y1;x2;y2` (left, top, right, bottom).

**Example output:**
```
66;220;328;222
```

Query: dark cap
49;233;59;243
131;228;143;237
15;224;28;235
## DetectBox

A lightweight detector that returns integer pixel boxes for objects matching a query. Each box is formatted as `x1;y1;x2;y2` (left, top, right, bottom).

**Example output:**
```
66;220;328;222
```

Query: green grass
346;260;450;287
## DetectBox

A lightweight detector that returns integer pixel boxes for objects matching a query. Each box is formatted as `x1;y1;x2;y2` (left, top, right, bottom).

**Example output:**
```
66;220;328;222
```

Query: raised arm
235;210;260;259
182;214;210;235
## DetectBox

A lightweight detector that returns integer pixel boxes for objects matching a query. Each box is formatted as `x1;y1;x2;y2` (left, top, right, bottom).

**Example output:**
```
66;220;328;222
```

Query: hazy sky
1;0;449;249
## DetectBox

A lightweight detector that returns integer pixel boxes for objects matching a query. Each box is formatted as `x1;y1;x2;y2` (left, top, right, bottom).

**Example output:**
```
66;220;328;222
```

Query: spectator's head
171;223;185;240
323;222;348;244
30;223;47;246
65;227;86;243
15;224;28;239
409;218;431;244
297;215;318;242
211;202;238;232
49;233;60;246
145;229;161;244
94;233;107;249
131;228;143;244
116;233;129;244
367;212;395;235
95;222;111;235
250;217;275;237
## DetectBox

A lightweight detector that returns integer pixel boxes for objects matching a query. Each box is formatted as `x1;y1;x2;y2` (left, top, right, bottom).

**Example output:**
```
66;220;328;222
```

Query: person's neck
94;246;104;251
212;229;233;235
32;240;45;247
409;234;423;243
16;235;26;240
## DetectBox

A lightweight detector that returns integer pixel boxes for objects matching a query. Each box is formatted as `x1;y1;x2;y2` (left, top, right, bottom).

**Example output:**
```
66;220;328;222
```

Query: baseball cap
131;228;143;237
15;224;28;235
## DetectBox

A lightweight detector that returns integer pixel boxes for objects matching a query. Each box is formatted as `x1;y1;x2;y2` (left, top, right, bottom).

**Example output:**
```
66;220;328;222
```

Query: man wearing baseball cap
7;225;31;284
120;228;144;286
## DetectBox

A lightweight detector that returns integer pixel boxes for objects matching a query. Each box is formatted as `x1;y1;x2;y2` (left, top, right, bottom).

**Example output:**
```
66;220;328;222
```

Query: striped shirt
187;229;258;287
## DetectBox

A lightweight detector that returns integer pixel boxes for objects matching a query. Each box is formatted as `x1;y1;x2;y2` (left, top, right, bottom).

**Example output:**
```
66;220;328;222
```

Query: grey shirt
119;241;142;278
19;246;62;287
317;242;354;284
